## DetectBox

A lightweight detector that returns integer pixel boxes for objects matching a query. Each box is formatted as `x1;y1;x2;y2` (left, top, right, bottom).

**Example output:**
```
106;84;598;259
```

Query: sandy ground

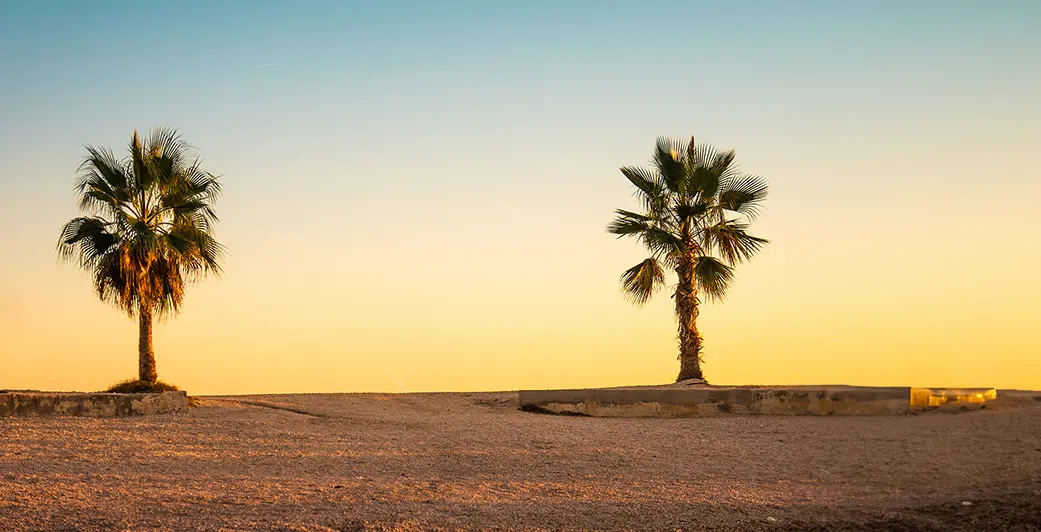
1;392;1040;531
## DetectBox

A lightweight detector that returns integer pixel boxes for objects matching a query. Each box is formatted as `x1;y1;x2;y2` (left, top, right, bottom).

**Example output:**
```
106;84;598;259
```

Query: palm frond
178;159;222;202
75;147;133;214
146;127;191;188
689;141;719;168
710;150;738;179
57;217;120;266
619;165;671;218
147;127;186;159
640;226;685;258
168;222;225;271
76;146;128;191
685;137;698;164
685;142;734;200
619;165;658;197
148;255;186;319
619;258;665;306
694;256;734;302
653;137;687;193
701;221;769;264
606;209;652;237
675;201;711;224
718;175;769;219
93;249;133;315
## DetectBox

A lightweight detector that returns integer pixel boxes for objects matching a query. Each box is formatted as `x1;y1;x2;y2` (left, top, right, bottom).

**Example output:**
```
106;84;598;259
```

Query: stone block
0;391;187;418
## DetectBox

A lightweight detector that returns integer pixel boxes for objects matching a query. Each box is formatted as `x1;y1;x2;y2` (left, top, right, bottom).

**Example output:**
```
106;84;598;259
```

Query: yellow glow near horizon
4;166;1039;394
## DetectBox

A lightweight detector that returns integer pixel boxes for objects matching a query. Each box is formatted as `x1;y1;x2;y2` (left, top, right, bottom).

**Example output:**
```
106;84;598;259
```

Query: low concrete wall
911;387;997;407
518;387;912;417
0;391;187;418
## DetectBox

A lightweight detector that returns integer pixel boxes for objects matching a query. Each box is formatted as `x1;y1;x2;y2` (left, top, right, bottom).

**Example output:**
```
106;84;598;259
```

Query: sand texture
1;392;1040;531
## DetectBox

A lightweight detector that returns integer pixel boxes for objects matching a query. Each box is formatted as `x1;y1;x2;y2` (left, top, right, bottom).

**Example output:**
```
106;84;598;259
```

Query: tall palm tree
58;128;225;383
607;137;769;382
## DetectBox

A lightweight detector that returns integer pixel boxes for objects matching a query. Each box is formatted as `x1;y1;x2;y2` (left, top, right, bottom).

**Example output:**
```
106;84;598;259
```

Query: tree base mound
102;379;181;394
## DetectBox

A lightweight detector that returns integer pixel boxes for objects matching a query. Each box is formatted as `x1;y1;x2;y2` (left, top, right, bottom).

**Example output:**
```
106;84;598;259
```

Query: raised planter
518;386;917;417
0;390;187;418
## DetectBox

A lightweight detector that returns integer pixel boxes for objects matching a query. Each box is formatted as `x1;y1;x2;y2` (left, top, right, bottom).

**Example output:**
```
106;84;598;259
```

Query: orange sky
5;153;1039;394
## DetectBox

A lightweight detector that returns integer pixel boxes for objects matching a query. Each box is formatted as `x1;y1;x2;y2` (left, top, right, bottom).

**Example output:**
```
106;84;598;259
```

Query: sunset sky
1;1;1039;395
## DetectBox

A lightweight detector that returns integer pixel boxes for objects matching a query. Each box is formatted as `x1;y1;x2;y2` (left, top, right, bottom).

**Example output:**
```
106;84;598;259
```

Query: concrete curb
518;386;913;417
0;391;187;418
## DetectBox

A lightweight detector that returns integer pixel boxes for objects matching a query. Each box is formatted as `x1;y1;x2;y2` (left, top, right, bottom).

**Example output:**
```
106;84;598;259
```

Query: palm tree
607;137;769;382
58;128;225;384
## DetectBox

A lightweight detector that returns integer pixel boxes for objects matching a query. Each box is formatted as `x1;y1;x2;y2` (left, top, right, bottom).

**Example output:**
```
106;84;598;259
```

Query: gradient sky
1;1;1039;394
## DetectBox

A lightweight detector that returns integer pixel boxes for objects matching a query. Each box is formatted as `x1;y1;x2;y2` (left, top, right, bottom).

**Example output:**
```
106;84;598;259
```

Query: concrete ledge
518;386;913;417
0;391;187;418
911;387;997;407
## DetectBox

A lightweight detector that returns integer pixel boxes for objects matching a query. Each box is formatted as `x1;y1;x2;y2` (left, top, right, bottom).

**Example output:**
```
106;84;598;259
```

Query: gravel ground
1;392;1040;531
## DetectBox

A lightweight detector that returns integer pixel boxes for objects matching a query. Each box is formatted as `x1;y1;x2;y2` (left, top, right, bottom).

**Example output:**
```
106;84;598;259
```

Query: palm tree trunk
675;259;705;382
138;304;158;383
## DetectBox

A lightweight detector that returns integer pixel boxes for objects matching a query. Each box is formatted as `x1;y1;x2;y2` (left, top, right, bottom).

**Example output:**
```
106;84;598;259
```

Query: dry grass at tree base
101;379;182;394
100;379;200;407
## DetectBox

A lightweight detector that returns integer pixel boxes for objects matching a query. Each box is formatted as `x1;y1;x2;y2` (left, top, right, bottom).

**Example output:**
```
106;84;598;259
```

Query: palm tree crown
607;136;768;381
58;127;225;382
